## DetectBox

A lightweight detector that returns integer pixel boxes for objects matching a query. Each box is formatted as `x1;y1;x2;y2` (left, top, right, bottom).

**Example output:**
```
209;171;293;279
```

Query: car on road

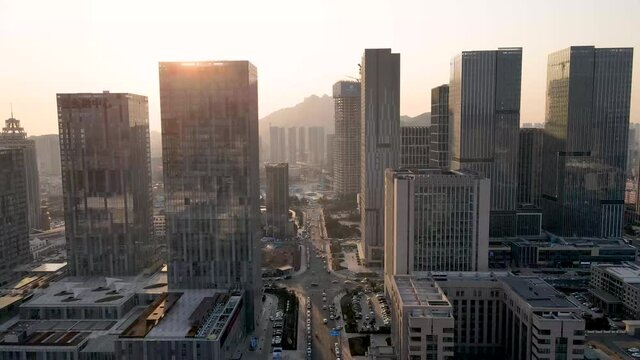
323;318;328;324
332;280;338;284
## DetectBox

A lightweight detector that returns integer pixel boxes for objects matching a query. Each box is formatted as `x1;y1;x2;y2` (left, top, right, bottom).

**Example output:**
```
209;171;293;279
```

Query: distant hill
401;112;431;127
259;94;334;138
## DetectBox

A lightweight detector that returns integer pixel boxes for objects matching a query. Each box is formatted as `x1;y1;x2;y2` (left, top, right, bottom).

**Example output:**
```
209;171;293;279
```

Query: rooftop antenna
10;103;13;118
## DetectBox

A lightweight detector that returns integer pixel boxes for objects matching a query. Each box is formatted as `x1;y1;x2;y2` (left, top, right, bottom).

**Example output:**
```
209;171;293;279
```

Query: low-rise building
590;262;640;318
387;272;585;360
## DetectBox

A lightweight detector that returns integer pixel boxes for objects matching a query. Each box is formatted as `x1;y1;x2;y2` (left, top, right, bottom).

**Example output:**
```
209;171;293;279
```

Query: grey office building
57;92;154;277
429;84;450;169
265;163;290;239
159;61;260;331
288;127;297;165
541;46;633;238
326;133;335;175
400;126;430;168
31;134;61;177
269;126;286;163
0;147;31;285
450;48;522;237
333;81;361;195
360;48;401;267
384;169;490;281
308;126;325;165
517;128;544;207
1;116;40;231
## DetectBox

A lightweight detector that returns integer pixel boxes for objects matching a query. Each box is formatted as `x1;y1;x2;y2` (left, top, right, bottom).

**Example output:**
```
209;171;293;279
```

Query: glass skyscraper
265;163;289;239
541;46;634;237
429;84;450;169
57;92;154;276
360;48;400;267
333;81;361;195
159;61;260;331
449;48;522;237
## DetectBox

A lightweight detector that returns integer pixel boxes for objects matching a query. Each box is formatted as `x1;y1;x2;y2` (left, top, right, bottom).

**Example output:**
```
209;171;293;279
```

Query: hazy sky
1;0;638;135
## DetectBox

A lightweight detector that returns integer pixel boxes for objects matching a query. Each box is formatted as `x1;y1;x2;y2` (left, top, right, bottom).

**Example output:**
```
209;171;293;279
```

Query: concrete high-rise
400;126;430;168
333;81;361;196
450;48;522;237
288;127;297;164
517;127;543;207
0;147;31;285
159;61;260;331
1;116;40;231
326;133;335;175
429;85;450;169
360;48;400;267
308;126;325;165
542;46;633;238
31;134;61;177
384;169;489;281
269;126;286;163
265;163;290;239
57;92;154;276
298;126;307;163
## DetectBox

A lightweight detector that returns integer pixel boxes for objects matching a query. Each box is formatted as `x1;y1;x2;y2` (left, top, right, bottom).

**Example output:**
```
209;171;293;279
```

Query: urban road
279;204;350;360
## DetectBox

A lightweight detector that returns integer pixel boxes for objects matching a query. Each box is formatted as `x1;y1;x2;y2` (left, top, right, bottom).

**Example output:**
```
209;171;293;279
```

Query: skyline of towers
265;163;290;239
298;126;307;163
288;126;297;164
0;147;31;285
308;126;326;165
269;126;286;163
333;81;361;195
360;48;401;267
57;92;154;276
1;116;40;231
449;47;523;238
384;169;490;280
159;61;260;331
541;46;634;238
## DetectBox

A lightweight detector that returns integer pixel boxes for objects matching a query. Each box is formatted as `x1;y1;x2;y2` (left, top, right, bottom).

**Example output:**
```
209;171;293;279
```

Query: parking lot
349;292;391;332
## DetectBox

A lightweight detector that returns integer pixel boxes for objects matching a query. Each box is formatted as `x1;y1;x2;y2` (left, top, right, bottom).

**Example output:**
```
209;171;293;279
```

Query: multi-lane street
280;204;349;360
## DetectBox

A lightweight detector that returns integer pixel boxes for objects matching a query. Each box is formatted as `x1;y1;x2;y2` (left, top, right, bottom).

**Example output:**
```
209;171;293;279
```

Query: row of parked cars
375;294;392;326
572;292;602;314
270;310;284;346
305;297;312;359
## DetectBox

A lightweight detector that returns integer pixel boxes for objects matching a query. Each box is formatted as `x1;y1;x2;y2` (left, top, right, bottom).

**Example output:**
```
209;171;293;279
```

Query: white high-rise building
384;168;489;281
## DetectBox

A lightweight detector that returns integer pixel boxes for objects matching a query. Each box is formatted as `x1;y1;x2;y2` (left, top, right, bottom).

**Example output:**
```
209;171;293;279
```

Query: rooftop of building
121;289;242;340
392;276;453;319
386;168;484;180
22;273;167;308
594;262;640;284
501;276;576;309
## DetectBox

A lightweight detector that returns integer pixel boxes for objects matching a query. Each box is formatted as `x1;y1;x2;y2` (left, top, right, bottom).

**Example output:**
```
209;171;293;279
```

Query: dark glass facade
450;48;522;237
265;163;289;239
0;147;31;285
400;126;430;169
429;84;450;169
57;92;154;276
541;47;634;237
159;61;260;331
517;128;543;207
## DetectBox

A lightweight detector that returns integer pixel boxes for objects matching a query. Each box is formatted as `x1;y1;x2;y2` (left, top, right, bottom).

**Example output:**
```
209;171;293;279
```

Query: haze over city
1;0;639;135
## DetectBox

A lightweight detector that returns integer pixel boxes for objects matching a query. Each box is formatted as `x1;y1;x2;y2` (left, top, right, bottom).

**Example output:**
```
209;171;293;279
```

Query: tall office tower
288;127;297;164
265;163;290;239
57;92;154;276
400;126;430;168
542;46;633;238
0;147;31;284
298;126;307;163
1;116;40;231
159;61;260;331
429;85;450;169
517;128;544;207
450;48;522;237
326;133;335;175
269;126;286;163
308;126;325;165
333;81;361;196
360;48;400;267
30;134;61;176
384;169;489;282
